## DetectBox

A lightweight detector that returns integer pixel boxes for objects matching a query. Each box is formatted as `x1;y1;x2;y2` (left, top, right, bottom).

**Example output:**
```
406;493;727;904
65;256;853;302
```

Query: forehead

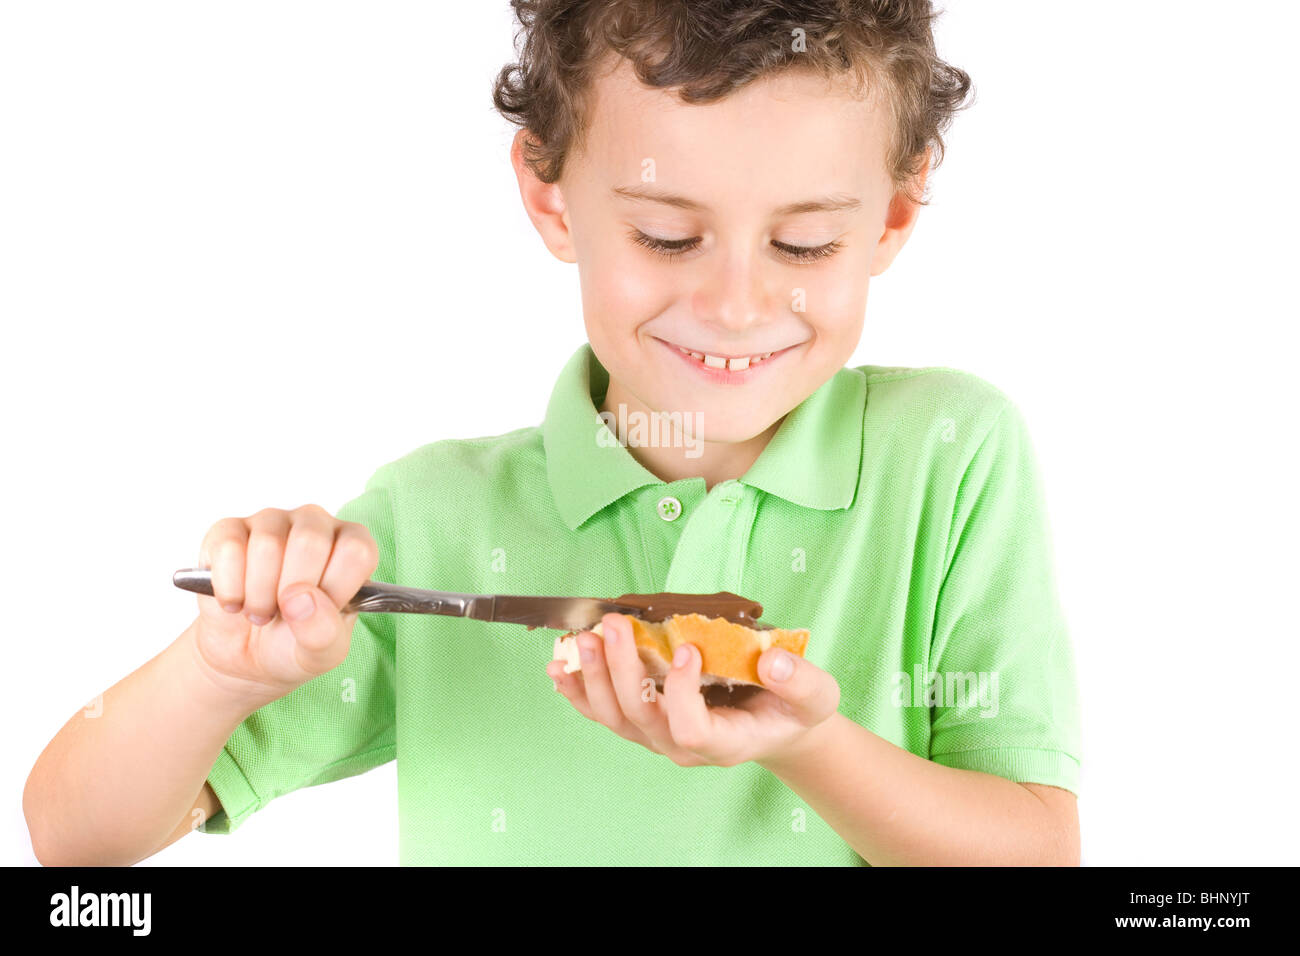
571;55;893;201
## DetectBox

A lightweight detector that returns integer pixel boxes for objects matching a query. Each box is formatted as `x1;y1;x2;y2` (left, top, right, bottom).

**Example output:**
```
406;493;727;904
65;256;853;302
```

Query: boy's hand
546;613;840;767
189;505;380;707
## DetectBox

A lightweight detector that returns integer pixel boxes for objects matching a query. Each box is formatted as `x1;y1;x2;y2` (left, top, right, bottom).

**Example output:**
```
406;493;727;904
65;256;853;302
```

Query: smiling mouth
659;340;785;371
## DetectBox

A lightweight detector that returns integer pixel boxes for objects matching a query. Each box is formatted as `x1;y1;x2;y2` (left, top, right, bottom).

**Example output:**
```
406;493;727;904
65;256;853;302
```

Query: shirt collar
738;363;867;511
543;343;866;529
543;345;663;530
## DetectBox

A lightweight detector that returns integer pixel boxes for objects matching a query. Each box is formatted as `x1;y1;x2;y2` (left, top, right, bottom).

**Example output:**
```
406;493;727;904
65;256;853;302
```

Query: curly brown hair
491;0;973;205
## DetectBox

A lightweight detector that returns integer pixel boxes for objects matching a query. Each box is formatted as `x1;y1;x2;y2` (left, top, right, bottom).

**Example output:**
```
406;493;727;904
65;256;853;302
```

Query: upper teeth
679;346;774;370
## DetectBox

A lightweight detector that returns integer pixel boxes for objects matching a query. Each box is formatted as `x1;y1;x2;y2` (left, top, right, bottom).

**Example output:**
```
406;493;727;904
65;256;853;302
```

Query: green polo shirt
200;343;1081;864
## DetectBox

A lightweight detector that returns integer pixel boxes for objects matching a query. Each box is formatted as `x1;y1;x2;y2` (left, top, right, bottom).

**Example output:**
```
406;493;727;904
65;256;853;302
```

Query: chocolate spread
609;591;764;627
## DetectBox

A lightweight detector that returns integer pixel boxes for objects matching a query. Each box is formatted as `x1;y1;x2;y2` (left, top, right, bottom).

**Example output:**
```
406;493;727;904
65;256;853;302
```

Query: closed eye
629;229;842;263
629;230;700;261
770;238;843;262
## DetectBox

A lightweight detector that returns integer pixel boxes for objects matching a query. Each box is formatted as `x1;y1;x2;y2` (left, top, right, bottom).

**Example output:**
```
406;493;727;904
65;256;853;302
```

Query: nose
690;250;770;332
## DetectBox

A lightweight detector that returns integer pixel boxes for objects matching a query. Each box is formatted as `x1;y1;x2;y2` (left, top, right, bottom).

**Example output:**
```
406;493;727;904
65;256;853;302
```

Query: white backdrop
3;1;1296;866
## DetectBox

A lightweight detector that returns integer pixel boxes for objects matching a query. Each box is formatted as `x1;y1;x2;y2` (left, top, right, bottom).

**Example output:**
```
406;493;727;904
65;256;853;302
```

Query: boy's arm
153;783;222;856
27;486;394;866
1023;782;1080;862
758;714;1079;865
24;621;263;867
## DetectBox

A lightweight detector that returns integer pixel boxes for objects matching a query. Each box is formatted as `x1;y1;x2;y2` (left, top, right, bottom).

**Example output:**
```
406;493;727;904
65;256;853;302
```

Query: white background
3;1;1296;866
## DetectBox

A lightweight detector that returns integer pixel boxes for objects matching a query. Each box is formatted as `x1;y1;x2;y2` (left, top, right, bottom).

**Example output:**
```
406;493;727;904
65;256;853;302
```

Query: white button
656;496;682;521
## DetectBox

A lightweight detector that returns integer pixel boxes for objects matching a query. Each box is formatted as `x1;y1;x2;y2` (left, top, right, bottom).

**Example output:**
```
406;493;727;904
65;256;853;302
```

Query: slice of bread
552;613;809;689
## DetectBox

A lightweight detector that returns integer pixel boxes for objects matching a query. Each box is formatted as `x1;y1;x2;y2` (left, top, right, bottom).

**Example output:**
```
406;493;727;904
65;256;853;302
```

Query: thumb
757;648;839;723
278;584;351;673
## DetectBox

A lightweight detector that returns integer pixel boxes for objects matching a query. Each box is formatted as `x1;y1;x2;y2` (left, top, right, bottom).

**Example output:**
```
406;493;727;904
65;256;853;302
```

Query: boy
24;0;1081;865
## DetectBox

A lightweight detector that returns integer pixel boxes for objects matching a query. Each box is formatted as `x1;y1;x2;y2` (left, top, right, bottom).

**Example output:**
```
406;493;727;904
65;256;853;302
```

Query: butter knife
171;568;772;632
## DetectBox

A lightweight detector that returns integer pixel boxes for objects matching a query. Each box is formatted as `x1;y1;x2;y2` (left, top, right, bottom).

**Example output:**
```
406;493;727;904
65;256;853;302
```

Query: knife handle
172;568;487;618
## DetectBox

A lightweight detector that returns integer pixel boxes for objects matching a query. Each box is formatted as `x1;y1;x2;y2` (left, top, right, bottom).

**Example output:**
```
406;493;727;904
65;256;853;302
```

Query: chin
635;379;787;436
702;421;783;445
685;406;787;445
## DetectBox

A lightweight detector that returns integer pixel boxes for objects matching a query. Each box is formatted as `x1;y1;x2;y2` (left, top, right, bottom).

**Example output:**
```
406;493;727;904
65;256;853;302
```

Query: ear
869;149;930;277
510;129;577;264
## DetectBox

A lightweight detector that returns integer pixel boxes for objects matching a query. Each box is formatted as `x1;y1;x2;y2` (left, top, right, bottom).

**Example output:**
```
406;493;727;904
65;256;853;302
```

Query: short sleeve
200;468;399;834
926;402;1082;795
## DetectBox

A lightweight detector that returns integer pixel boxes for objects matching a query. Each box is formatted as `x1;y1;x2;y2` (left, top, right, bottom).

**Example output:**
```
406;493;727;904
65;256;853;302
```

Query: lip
653;336;801;386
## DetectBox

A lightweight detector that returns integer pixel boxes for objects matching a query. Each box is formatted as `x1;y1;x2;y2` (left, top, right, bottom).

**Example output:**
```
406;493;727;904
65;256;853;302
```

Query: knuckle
247;507;290;530
290;525;335;556
204;516;239;539
337;532;378;567
342;532;373;559
209;536;242;563
246;530;285;558
342;519;373;541
201;522;240;558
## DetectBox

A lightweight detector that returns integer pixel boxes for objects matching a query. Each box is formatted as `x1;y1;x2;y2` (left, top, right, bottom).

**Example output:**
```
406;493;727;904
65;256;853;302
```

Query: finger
200;518;248;614
661;643;718;757
277;505;338;609
574;629;627;729
320;520;380;613
600;614;673;741
280;584;351;674
242;509;290;626
757;649;841;724
546;659;596;720
547;658;657;749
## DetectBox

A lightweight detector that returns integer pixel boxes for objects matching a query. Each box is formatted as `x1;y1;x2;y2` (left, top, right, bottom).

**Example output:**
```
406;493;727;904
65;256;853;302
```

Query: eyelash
629;230;843;263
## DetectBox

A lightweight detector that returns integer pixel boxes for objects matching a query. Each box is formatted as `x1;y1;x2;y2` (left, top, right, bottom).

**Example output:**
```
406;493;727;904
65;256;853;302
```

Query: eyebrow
611;184;861;216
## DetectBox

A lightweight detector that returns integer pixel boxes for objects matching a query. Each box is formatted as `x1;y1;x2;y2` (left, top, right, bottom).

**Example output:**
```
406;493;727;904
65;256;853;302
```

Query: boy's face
519;56;922;446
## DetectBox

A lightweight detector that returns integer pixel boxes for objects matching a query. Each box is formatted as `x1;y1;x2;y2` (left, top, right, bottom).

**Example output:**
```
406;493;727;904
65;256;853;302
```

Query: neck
600;378;782;490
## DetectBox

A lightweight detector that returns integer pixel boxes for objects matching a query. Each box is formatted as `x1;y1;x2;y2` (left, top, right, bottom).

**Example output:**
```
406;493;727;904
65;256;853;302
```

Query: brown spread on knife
608;591;764;626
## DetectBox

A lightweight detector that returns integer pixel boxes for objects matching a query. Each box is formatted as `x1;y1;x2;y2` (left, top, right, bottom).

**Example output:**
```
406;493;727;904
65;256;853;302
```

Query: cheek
578;242;671;331
802;259;869;343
